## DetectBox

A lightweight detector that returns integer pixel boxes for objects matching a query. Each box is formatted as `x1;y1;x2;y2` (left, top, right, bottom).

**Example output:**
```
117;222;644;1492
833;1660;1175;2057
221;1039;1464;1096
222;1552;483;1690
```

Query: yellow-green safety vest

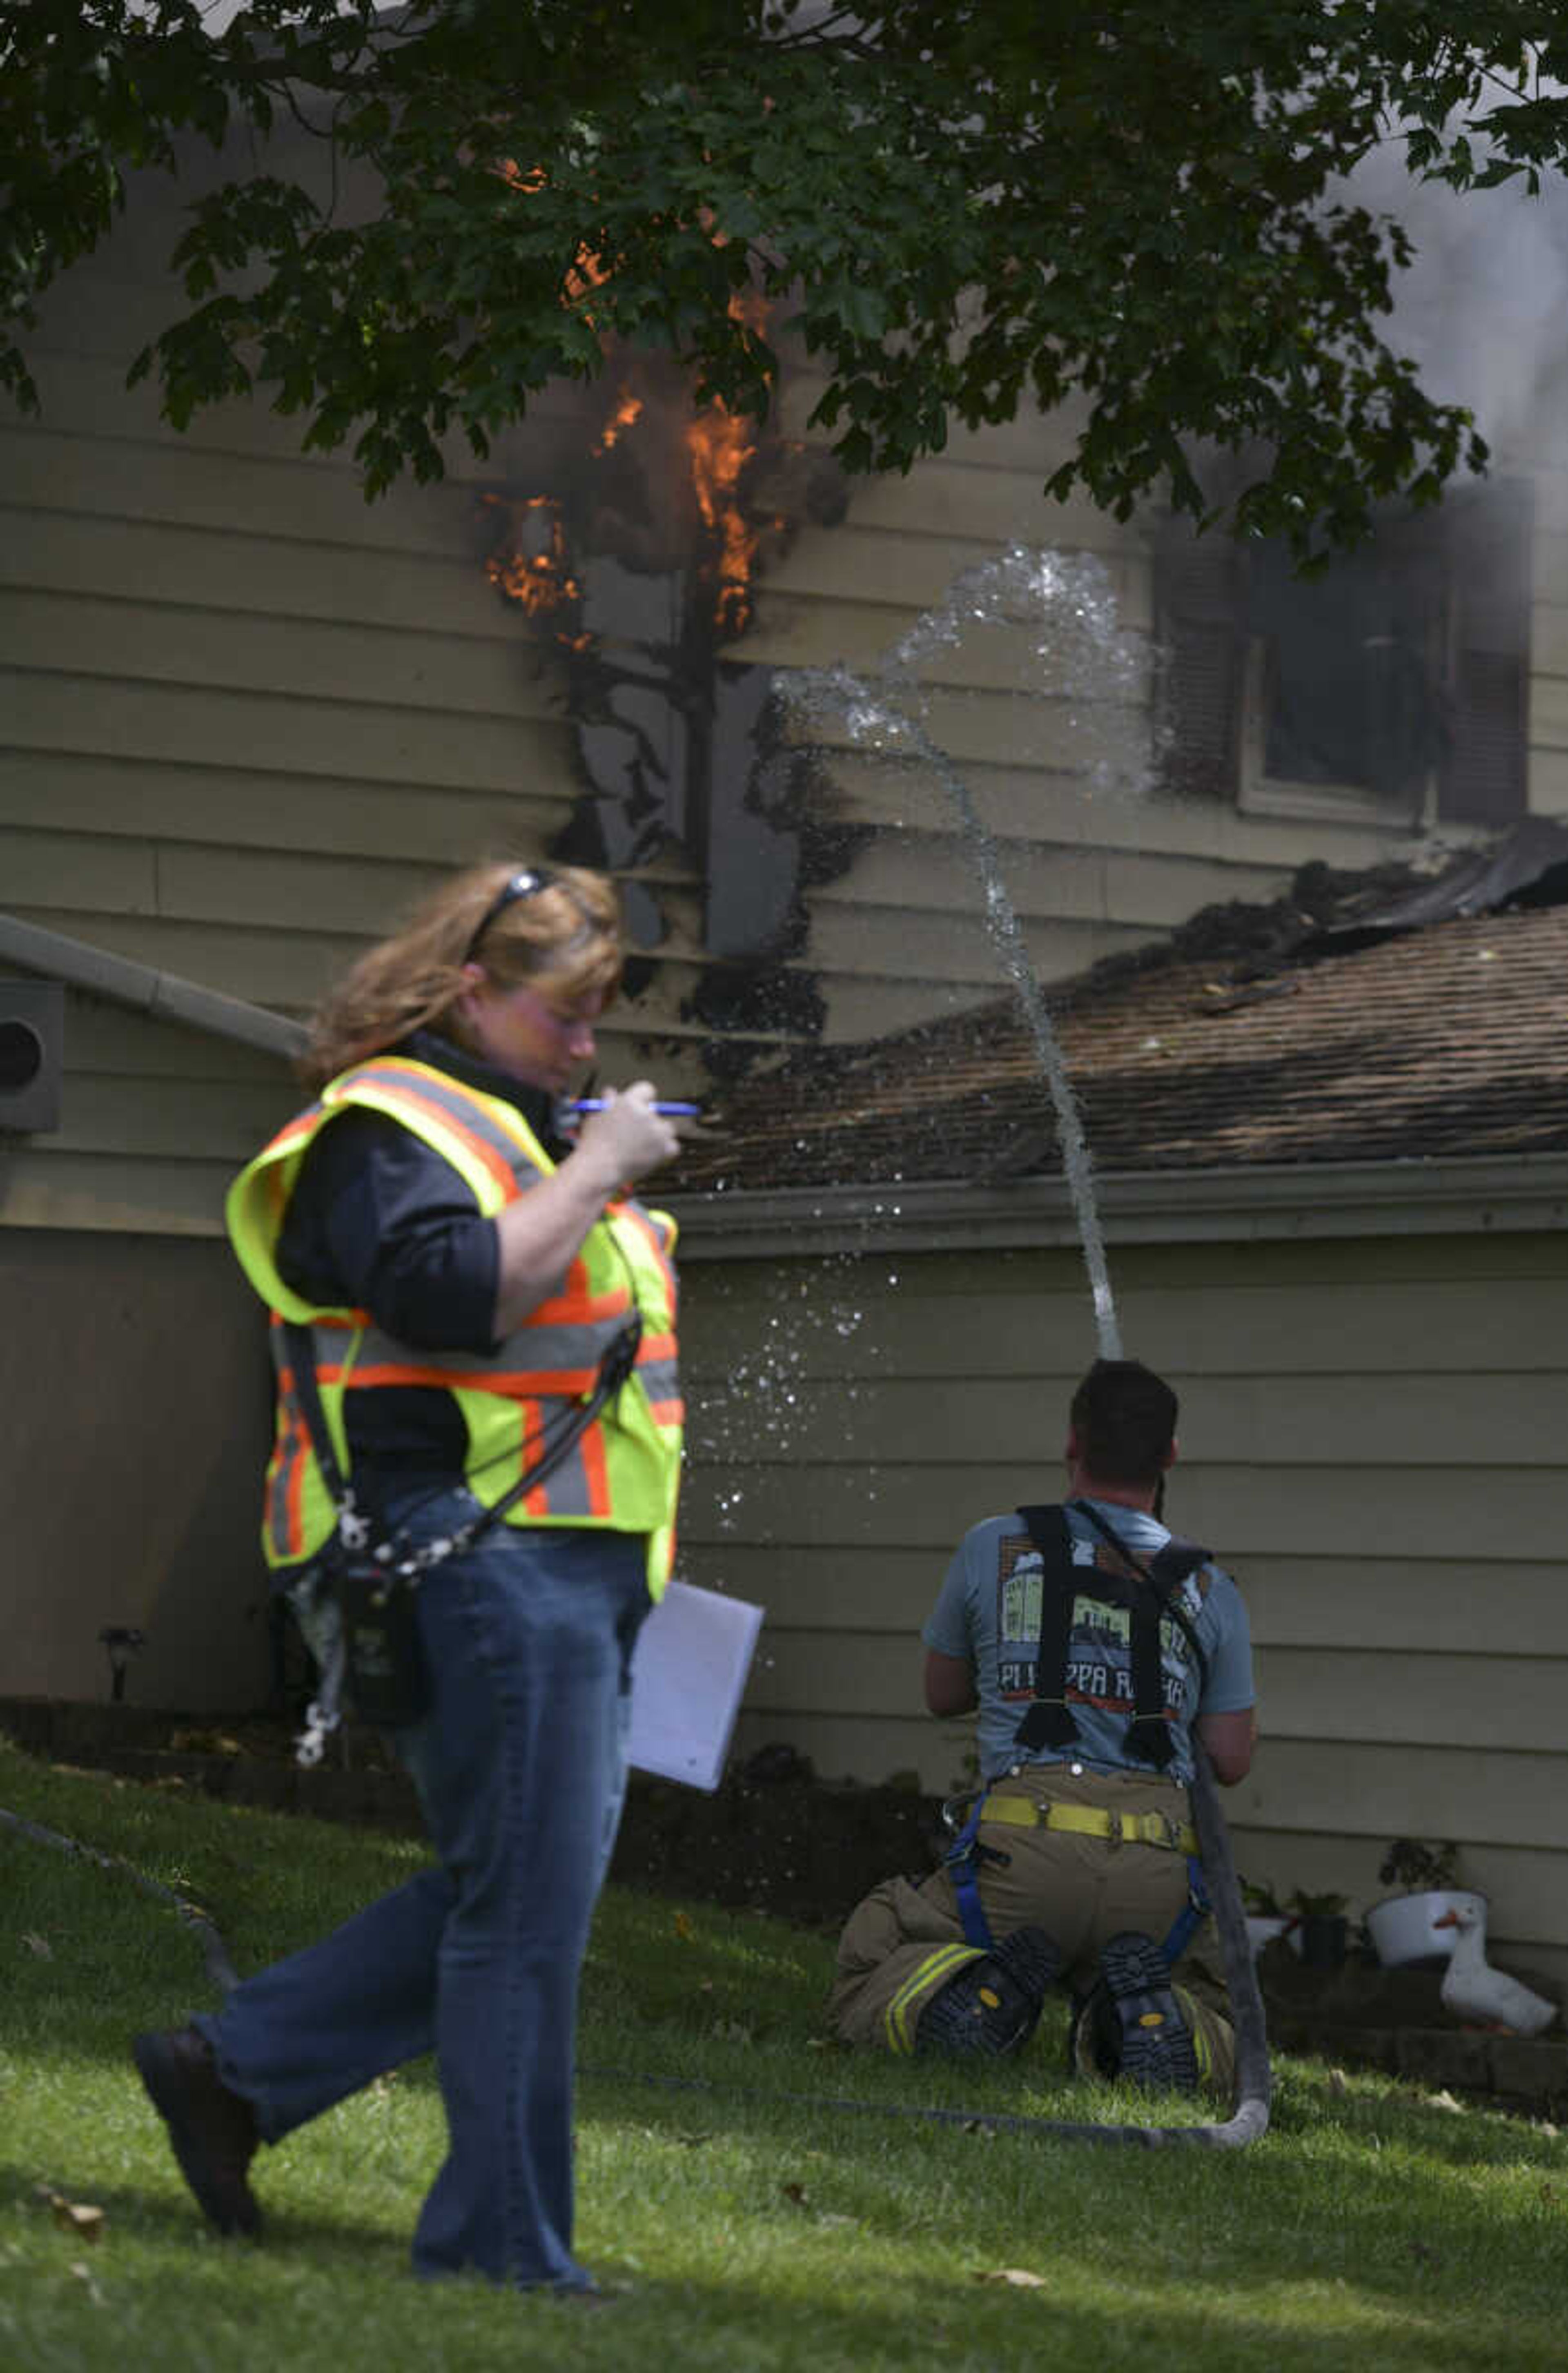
226;1055;682;1596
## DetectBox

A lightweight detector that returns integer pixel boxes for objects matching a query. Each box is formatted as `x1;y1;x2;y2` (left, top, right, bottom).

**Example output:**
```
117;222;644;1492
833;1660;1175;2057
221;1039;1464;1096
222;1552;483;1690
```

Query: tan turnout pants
829;1762;1236;2095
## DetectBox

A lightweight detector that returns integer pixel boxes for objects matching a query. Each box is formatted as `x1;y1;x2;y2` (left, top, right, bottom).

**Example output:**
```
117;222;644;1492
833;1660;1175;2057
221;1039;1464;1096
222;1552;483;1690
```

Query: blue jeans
196;1488;650;2291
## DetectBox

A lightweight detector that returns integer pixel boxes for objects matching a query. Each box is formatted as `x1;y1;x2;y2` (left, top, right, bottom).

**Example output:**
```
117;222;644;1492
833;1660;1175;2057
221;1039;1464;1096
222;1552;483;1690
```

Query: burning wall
473;341;858;1076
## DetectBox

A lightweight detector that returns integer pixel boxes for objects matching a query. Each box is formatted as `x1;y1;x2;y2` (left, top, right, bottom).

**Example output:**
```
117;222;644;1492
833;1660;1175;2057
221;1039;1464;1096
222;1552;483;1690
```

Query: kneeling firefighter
829;1359;1257;2092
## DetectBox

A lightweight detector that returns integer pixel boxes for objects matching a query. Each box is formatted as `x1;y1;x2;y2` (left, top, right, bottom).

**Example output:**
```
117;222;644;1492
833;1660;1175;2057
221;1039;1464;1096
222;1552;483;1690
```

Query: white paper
626;1580;764;1792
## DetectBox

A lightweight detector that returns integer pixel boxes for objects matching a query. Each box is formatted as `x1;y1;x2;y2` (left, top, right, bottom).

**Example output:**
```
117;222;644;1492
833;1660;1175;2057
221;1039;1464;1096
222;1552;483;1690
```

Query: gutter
0;913;307;1064
666;1150;1568;1257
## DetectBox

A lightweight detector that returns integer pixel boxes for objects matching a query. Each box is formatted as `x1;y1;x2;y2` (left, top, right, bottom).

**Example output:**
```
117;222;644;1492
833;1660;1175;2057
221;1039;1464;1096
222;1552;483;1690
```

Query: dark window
1154;482;1530;828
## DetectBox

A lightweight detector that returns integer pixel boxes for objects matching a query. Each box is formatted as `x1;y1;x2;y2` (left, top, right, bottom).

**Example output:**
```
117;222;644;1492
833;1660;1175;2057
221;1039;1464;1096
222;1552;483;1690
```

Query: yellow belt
976;1793;1197;1856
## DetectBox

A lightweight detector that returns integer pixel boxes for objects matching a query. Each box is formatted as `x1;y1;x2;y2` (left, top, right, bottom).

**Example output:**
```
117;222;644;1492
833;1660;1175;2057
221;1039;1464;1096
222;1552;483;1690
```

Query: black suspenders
1011;1501;1211;1769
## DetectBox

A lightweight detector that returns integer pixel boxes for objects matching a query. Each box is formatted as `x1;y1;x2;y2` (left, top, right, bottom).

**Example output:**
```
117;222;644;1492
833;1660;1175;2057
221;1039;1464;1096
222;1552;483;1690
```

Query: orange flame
499;162;609;327
478;212;781;641
478;492;581;622
564;243;613;329
681;283;777;634
686;401;760;636
595;388;644;455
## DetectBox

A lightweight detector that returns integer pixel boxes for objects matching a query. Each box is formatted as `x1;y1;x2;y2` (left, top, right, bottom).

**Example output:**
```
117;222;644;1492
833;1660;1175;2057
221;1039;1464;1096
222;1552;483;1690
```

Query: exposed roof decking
666;896;1568;1196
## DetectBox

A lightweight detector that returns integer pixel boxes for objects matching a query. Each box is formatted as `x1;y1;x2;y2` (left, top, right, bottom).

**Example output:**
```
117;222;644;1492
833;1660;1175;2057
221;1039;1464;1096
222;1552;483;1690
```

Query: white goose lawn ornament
1434;1904;1558;2037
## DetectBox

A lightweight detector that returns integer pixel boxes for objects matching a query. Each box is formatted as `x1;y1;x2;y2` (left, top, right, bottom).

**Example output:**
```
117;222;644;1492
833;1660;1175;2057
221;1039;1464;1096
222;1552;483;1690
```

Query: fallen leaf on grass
673;1911;695;1941
35;2184;105;2244
974;2267;1047;2289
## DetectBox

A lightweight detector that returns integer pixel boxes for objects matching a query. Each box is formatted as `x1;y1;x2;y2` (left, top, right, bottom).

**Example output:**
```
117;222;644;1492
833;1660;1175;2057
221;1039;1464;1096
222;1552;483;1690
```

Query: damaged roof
664;823;1568;1193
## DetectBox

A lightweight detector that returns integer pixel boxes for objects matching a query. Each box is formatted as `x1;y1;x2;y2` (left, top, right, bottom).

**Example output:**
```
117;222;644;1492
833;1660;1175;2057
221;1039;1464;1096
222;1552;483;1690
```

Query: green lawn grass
2;1731;1565;2372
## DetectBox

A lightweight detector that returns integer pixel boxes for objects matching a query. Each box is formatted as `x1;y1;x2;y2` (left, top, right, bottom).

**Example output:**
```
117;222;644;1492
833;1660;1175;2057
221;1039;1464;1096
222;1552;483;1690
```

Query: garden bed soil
0;1699;941;1928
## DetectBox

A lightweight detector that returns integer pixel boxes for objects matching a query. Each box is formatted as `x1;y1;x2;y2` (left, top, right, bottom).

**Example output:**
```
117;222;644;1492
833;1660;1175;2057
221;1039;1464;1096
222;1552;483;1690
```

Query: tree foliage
4;0;1568;553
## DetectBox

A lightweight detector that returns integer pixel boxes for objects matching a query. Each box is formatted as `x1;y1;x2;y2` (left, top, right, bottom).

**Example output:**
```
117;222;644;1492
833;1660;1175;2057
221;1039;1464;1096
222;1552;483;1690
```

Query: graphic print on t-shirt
994;1530;1199;1718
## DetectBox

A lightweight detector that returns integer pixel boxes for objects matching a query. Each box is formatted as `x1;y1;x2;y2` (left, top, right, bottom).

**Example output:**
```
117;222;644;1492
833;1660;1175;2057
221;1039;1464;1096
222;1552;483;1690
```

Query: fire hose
0;1802;239;1995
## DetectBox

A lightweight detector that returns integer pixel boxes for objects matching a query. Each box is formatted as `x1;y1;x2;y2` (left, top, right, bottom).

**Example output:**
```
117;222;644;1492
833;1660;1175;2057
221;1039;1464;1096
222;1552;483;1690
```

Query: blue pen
568;1098;703;1115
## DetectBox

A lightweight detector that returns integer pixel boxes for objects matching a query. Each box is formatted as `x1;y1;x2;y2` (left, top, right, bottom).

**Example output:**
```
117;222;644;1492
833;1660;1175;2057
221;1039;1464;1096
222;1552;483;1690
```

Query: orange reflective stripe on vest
228;1056;683;1593
321;1058;525;1208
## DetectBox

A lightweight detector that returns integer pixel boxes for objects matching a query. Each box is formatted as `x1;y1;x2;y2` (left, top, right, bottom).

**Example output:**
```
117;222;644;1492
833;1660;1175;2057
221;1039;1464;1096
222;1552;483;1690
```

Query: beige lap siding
677;1230;1568;2004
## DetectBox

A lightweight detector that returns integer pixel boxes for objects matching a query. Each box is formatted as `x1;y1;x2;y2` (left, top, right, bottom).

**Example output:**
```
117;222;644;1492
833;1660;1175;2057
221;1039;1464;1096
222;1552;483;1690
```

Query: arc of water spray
779;547;1132;1359
775;569;1276;2151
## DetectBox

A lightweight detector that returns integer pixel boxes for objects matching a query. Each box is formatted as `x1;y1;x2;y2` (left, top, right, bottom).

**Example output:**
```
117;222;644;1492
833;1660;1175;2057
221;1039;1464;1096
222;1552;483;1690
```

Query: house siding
0;1219;275;1711
675;1227;1568;1995
3;172;1524;1233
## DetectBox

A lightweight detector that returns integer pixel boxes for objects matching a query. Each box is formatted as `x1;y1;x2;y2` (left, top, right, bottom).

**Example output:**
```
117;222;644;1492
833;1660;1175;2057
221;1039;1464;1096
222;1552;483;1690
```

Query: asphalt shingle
664;900;1568;1192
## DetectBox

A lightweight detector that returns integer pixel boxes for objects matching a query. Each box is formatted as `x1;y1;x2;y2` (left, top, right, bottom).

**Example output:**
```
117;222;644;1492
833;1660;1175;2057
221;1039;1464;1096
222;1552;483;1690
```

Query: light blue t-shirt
922;1499;1254;1786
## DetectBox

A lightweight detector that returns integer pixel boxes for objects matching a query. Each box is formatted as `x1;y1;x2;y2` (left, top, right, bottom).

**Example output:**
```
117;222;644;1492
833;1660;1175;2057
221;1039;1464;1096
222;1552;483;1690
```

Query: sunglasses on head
463;866;557;963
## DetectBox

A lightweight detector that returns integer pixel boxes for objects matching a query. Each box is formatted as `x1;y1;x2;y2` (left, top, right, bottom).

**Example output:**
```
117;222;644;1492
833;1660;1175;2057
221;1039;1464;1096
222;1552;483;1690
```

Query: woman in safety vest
133;859;685;2295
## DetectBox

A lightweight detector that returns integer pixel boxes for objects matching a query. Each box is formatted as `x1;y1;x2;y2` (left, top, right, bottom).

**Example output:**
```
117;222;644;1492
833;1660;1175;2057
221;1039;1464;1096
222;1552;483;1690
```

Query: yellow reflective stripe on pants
883;1942;986;2056
1173;1986;1214;2082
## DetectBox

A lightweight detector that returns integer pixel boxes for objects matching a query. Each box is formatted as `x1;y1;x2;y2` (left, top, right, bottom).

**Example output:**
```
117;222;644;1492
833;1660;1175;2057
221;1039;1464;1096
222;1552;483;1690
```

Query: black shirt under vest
275;1029;570;1474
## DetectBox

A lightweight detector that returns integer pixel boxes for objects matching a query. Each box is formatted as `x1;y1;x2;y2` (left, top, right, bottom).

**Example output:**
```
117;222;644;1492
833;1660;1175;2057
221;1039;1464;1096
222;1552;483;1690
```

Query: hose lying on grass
4;1743;1268;2149
0;1802;239;1995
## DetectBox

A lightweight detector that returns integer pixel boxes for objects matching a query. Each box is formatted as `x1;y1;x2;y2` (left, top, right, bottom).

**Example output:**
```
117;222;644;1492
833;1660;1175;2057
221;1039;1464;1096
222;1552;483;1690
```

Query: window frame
1154;479;1532;831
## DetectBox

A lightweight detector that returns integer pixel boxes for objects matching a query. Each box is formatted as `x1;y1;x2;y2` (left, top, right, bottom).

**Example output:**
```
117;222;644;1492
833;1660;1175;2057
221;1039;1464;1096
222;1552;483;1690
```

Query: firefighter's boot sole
1087;1931;1200;2094
916;1925;1060;2057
